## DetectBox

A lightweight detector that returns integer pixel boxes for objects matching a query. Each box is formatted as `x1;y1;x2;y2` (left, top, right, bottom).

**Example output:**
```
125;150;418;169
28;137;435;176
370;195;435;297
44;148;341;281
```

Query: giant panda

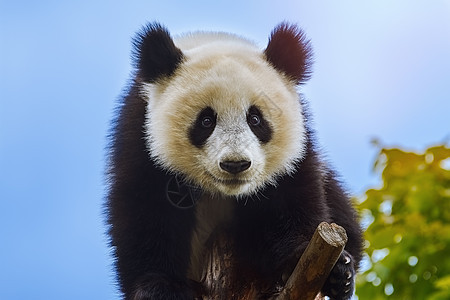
106;22;363;300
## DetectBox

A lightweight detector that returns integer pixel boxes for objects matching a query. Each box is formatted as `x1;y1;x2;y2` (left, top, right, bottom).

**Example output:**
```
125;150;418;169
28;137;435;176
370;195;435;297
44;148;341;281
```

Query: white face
143;33;306;196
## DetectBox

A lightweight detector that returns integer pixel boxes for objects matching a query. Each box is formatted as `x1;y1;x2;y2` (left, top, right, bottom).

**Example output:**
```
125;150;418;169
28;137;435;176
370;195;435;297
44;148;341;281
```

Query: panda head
134;23;313;197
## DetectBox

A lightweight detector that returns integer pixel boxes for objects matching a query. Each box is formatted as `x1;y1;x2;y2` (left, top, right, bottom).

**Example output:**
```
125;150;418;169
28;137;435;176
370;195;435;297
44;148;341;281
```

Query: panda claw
344;255;351;265
346;271;352;279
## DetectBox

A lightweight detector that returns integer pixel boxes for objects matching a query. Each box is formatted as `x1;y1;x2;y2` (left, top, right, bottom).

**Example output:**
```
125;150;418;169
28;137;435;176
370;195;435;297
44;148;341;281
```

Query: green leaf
356;143;450;299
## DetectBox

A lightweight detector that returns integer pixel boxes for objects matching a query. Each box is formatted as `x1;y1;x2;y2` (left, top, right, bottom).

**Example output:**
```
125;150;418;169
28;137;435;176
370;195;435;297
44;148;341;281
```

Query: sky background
1;1;449;299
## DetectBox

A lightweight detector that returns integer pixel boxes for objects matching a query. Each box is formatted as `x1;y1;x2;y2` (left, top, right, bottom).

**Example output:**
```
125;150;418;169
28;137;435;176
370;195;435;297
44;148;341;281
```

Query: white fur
143;32;306;196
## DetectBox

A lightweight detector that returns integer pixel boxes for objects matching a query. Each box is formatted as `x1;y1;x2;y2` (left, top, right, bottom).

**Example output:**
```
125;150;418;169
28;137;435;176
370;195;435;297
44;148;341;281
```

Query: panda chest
188;195;235;281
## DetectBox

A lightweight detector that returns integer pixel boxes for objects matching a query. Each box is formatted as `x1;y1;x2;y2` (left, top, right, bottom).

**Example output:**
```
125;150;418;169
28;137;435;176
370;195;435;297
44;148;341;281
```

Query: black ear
264;23;313;84
132;22;184;82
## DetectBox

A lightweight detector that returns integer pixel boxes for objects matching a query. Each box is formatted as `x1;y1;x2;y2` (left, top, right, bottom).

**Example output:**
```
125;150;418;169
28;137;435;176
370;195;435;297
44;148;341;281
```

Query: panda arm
107;90;196;299
110;183;196;299
323;170;363;264
321;170;363;299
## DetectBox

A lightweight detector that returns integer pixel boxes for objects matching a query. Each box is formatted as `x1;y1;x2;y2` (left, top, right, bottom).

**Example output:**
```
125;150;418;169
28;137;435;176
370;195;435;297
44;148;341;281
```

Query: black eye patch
247;105;273;143
189;107;217;147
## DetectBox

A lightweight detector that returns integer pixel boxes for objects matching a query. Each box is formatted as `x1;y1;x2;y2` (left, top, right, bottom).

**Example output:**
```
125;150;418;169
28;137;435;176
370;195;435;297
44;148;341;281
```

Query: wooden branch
274;222;348;300
195;222;348;300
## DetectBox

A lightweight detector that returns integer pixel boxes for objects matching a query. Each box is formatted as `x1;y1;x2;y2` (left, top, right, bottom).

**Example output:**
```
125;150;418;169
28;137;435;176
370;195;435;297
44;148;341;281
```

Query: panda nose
220;160;251;174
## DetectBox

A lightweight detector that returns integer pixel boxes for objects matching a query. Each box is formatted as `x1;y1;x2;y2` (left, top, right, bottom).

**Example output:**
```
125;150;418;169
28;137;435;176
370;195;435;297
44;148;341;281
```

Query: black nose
220;160;251;174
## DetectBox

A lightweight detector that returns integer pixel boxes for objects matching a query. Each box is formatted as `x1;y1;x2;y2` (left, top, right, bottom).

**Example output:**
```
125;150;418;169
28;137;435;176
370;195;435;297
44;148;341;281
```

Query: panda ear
132;22;184;82
264;23;313;84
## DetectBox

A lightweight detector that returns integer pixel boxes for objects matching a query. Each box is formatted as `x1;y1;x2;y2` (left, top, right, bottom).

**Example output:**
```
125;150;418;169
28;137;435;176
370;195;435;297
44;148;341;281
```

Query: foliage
355;143;450;300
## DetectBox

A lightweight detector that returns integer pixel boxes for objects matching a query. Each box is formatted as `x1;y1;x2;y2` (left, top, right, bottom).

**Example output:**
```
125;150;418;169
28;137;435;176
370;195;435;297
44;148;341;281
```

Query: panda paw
321;250;355;300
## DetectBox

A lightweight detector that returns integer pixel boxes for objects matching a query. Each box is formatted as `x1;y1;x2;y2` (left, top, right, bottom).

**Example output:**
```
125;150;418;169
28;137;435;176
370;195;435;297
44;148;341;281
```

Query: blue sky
1;1;449;299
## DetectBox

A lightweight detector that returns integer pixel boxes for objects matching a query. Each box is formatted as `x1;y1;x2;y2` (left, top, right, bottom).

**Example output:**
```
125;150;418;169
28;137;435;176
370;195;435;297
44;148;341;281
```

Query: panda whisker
256;190;269;200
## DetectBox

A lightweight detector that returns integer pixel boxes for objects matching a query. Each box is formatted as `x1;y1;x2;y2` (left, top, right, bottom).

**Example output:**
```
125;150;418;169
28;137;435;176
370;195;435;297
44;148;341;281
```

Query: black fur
107;84;196;299
107;22;362;300
264;23;313;84
247;105;273;144
188;107;217;147
132;23;184;82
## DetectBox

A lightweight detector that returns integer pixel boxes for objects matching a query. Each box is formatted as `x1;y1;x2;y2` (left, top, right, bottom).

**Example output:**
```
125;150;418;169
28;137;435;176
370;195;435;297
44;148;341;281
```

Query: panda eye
247;105;272;143
189;107;216;147
201;116;214;128
248;114;261;126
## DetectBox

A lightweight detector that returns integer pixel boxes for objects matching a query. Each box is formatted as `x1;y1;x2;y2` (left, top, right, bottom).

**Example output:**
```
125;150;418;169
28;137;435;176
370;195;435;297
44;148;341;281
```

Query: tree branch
274;222;348;300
